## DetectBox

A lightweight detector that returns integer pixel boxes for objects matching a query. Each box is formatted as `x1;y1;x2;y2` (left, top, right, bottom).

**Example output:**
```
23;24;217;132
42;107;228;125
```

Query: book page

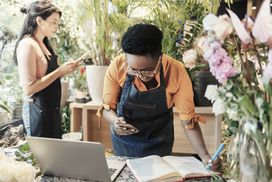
163;156;210;178
126;155;181;182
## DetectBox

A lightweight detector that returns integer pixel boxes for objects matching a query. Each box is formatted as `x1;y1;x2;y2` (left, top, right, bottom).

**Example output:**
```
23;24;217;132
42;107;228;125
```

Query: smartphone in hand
75;50;91;64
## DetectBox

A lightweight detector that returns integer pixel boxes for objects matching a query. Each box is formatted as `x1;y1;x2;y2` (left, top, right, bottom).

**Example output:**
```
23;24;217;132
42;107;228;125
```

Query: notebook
26;136;125;182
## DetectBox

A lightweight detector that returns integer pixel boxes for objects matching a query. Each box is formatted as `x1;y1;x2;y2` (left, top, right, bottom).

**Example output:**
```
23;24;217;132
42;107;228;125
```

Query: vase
11;103;23;119
86;65;108;103
227;119;272;182
75;90;88;99
0;112;9;125
192;71;219;106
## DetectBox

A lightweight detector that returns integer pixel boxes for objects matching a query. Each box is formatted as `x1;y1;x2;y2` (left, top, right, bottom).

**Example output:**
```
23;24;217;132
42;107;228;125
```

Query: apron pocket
124;102;156;118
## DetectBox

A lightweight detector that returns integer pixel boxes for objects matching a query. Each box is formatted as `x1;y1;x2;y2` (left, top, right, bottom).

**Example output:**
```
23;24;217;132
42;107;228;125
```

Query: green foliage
0;101;10;113
51;27;80;64
77;0;141;65
15;143;37;167
187;0;233;14
177;20;203;55
148;2;182;58
78;0;112;65
76;0;214;62
61;105;71;134
0;26;17;59
51;1;83;64
109;0;144;42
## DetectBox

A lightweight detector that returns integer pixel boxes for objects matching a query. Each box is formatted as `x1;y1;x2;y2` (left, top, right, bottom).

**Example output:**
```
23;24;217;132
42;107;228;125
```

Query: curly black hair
121;24;163;59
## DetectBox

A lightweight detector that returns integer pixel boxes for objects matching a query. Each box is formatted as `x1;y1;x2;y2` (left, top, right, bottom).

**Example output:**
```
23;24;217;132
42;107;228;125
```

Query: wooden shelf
70;102;222;154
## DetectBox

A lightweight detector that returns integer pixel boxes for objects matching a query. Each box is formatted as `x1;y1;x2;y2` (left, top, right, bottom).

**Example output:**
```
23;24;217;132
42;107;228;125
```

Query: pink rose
182;49;197;69
196;36;209;53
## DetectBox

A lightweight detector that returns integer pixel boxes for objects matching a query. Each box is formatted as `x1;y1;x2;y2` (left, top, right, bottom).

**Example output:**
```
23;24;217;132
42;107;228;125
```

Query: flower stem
231;35;244;68
251;38;263;74
244;47;252;90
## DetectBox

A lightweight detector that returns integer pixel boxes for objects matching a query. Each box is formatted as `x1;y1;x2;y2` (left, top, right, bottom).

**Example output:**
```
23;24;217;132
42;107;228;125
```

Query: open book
126;155;211;182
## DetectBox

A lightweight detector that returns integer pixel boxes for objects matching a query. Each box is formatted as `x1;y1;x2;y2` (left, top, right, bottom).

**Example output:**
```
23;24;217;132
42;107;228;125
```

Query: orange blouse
101;54;198;122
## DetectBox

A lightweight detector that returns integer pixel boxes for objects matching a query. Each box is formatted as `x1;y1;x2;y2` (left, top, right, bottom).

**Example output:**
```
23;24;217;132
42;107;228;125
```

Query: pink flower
252;0;272;43
204;39;236;83
212;15;233;42
196;36;209;53
227;9;252;45
216;62;236;83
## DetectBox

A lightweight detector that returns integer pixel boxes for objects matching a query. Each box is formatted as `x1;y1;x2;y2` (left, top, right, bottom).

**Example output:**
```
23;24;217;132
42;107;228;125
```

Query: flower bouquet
201;0;272;181
179;21;219;106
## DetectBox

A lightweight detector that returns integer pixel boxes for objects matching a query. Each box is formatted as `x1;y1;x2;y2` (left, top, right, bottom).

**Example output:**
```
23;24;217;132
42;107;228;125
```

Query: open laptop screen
26;136;124;182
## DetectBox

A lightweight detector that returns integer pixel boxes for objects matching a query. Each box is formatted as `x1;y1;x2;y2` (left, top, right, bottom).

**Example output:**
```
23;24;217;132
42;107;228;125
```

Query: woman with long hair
14;0;78;138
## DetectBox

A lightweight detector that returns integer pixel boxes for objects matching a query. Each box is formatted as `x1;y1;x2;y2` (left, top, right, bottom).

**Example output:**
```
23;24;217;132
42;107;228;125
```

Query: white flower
212;98;225;115
204;85;218;102
243;121;257;135
226;108;239;121
202;13;218;31
0;150;36;182
182;49;197;69
212;15;233;42
226;92;233;98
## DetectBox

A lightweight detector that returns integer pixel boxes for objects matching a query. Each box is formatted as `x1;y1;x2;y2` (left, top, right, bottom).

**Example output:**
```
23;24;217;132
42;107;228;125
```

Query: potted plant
73;65;88;99
77;0;138;103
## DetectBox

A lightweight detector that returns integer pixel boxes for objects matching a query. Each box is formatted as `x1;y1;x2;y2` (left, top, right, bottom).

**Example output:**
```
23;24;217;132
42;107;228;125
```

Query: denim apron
112;64;174;157
23;39;62;138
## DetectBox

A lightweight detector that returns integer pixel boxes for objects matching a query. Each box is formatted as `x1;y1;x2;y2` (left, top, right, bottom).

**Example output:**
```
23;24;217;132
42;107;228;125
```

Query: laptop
26;136;125;182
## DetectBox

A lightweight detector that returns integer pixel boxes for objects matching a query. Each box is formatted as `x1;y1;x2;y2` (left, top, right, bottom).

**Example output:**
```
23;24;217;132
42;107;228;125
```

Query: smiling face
38;12;60;38
126;53;161;82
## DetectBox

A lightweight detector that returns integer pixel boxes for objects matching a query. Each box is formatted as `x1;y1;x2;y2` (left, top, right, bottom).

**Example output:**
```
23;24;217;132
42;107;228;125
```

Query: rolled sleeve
97;56;124;118
174;64;195;121
173;66;206;129
102;57;122;110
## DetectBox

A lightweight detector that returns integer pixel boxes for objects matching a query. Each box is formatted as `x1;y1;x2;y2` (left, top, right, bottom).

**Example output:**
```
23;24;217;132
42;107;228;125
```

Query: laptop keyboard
108;168;117;177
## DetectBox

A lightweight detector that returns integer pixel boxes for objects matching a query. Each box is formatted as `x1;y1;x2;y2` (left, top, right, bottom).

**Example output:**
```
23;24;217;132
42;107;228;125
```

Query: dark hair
121;24;163;59
14;0;62;64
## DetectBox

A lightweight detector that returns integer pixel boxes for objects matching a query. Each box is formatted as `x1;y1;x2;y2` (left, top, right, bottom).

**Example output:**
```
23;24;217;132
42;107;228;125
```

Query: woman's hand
202;154;221;171
113;117;139;136
58;61;78;76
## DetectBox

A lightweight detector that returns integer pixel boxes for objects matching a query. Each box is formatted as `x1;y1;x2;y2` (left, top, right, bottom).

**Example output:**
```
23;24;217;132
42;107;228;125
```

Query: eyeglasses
126;55;162;77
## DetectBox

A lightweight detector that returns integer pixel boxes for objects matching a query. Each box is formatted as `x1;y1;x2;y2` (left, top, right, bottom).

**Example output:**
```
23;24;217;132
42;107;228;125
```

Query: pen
206;143;224;170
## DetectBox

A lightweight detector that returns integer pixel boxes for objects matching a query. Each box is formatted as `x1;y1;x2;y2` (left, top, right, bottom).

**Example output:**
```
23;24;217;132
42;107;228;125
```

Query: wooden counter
70;102;222;154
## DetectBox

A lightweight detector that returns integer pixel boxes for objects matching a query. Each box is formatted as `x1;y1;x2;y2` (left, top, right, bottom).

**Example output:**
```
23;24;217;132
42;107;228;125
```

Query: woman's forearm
23;68;63;96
